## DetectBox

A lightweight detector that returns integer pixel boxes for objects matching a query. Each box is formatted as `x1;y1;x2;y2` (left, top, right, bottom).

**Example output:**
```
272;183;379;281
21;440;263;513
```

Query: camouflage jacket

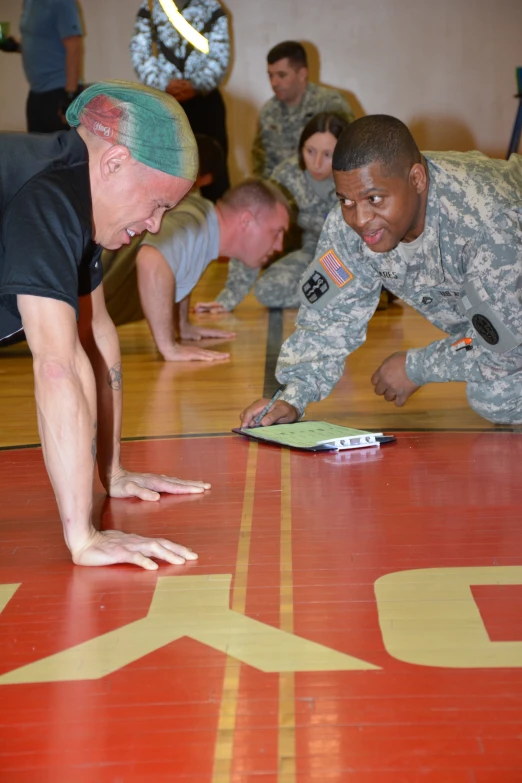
252;83;354;178
276;152;522;416
215;156;337;310
130;0;230;94
272;155;337;254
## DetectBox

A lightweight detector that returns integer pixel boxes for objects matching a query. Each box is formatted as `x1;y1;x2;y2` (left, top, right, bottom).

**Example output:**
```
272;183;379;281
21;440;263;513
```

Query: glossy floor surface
1;263;521;783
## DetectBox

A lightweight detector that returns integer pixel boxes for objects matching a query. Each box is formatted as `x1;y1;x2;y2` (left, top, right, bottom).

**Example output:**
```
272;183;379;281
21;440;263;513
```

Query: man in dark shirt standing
0;0;84;133
0;80;210;570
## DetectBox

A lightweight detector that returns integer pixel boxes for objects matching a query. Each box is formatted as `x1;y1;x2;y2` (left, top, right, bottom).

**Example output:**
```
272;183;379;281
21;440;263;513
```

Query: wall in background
0;0;520;182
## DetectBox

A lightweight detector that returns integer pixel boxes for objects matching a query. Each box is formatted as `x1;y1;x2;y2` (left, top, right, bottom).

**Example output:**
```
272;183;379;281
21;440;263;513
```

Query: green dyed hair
67;80;198;181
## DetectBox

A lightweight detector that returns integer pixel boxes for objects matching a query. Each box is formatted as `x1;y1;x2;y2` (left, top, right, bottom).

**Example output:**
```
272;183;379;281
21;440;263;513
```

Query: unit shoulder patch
471;314;499;345
302;271;329;304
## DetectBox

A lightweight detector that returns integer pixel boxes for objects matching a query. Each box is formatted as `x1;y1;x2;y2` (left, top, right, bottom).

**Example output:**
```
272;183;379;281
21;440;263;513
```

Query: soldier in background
252;40;354;179
130;0;230;202
102;180;289;362
197;112;349;312
241;115;522;427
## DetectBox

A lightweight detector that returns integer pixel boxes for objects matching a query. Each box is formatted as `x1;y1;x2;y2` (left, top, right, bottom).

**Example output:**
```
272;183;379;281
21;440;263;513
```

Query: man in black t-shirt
0;80;210;570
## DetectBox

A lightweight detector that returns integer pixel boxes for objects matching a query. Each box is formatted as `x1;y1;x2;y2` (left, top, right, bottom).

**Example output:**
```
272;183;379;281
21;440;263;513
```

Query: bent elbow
33;357;77;386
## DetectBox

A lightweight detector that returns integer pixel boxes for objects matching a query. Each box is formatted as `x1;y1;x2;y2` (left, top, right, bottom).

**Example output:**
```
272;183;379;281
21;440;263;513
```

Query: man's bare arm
136;244;178;357
19;291;208;569
77;283;123;489
78;283;212;498
136;246;230;361
18;294;98;556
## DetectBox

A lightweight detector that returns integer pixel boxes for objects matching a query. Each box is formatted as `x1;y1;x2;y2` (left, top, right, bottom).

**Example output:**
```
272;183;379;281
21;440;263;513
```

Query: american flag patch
319;250;354;288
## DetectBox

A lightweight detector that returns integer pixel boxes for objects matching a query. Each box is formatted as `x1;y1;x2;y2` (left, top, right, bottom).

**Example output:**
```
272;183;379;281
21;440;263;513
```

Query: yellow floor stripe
279;449;296;783
0;584;20;615
211;442;258;783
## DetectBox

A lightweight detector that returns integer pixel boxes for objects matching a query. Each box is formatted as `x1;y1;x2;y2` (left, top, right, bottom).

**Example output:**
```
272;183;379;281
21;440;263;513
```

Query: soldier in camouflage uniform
206;112;348;311
252;41;354;178
130;0;230;200
241;115;522;427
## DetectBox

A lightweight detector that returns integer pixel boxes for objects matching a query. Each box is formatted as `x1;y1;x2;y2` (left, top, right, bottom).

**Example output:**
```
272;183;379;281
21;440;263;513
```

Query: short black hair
298;112;350;170
267;41;307;69
332;115;421;177
195;134;225;182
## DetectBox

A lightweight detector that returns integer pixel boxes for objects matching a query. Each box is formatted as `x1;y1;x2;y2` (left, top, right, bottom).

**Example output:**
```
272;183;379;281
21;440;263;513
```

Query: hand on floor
107;468;211;500
72;529;198;570
180;322;236;340
161;343;230;362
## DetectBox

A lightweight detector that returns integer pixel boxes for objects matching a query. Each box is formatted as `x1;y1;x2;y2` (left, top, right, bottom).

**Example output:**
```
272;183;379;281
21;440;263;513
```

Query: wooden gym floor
1;262;521;783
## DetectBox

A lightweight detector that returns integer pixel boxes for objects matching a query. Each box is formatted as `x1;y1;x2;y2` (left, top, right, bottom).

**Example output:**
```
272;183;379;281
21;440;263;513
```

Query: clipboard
232;421;396;452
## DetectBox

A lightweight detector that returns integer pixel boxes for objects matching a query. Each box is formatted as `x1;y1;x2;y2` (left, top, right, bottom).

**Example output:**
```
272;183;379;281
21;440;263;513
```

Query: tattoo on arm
107;362;122;391
91;421;97;464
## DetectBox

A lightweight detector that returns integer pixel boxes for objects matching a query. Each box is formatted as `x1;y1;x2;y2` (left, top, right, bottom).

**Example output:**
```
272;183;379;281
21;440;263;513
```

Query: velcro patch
319;249;354;288
302;271;329;304
472;314;499;345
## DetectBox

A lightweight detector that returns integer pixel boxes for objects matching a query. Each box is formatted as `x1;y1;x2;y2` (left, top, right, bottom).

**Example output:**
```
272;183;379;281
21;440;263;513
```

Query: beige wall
0;0;520;181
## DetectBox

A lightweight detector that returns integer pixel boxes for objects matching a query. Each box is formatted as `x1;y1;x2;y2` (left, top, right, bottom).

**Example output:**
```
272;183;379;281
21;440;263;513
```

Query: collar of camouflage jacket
305;170;336;202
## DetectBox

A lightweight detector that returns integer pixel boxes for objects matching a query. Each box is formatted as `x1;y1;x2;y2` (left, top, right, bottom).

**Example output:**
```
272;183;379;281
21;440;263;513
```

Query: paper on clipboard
233;421;395;452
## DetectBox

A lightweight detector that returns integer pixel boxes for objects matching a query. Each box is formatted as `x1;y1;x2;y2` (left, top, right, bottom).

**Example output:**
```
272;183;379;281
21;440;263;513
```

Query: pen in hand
252;384;287;427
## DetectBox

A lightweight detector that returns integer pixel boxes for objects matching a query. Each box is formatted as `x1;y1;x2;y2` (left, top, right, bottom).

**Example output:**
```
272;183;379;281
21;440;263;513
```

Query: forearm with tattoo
107;362;122;391
91;420;97;464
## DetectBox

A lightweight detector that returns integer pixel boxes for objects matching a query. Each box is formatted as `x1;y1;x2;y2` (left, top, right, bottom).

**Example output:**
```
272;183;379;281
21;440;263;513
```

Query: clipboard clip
315;434;384;451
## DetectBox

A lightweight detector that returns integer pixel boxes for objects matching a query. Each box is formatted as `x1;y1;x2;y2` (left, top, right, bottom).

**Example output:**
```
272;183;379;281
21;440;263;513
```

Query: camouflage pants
254;250;313;309
466;371;522;424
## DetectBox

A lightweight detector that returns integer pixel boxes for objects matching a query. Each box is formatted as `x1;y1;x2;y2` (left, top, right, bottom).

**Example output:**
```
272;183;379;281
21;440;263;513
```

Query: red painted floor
1;432;522;782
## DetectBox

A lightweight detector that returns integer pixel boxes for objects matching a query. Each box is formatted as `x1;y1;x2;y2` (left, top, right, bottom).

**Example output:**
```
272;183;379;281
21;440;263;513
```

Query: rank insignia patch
319;249;354;288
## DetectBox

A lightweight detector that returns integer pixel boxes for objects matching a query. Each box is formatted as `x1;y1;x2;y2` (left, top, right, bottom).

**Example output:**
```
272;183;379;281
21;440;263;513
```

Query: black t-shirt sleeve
0;172;102;321
79;243;103;297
